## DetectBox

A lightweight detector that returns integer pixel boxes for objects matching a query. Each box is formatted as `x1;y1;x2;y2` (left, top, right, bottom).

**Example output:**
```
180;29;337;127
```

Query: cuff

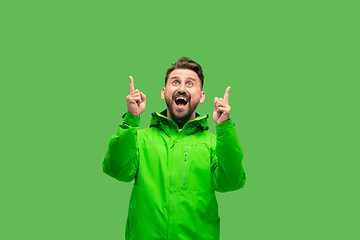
122;112;140;127
215;118;235;135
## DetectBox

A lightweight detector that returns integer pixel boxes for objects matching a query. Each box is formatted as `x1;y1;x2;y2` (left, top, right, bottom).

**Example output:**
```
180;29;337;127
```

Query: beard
165;94;199;127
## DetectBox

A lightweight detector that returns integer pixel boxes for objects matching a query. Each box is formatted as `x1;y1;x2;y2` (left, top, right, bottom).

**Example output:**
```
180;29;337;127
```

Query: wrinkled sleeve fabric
102;112;140;182
211;119;246;192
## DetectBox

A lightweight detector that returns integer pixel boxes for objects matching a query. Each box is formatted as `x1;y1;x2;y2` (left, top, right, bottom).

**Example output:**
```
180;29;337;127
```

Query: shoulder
190;129;216;149
203;130;215;139
138;127;152;136
137;126;164;141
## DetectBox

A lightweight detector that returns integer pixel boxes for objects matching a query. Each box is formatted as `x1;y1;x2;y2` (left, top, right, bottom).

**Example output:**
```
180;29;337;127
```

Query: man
103;57;246;239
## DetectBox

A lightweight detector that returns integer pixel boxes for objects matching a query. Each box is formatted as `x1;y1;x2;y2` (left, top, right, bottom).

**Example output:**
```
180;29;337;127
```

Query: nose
178;82;186;94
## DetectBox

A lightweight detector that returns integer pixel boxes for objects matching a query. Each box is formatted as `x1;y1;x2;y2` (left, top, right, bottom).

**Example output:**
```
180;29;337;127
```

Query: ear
161;87;165;100
199;90;205;103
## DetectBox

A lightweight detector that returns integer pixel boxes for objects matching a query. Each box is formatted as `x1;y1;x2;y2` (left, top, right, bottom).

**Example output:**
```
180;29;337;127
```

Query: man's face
161;69;205;123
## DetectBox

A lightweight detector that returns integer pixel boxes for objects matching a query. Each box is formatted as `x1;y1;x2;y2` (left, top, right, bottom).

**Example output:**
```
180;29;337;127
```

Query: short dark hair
165;57;204;88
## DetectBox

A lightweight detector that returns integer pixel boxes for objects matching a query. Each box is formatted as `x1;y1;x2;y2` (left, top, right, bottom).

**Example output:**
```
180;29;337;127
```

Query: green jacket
103;110;246;239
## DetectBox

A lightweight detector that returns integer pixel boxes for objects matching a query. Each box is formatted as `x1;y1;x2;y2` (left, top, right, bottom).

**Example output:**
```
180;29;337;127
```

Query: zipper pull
170;139;176;148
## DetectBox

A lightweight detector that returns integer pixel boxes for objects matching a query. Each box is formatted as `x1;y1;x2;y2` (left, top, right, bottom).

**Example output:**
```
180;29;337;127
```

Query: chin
174;112;188;120
173;108;195;122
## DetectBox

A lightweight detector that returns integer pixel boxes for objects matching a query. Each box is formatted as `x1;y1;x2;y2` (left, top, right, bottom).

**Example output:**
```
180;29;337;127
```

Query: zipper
182;150;187;186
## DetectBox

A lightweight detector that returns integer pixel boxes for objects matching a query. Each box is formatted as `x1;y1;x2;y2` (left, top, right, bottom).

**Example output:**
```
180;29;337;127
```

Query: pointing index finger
224;86;230;104
129;76;134;94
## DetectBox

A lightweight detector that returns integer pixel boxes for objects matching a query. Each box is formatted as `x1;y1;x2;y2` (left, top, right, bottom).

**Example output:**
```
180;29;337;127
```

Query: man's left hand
213;87;231;125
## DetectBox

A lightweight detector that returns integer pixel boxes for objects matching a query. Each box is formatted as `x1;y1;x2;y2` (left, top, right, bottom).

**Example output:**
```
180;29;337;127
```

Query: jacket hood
150;109;209;135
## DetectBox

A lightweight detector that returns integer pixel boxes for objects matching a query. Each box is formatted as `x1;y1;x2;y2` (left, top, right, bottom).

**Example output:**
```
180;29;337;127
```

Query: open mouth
174;96;188;107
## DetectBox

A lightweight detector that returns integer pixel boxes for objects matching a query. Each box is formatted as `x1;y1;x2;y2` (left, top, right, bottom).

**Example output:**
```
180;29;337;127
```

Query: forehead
168;69;200;81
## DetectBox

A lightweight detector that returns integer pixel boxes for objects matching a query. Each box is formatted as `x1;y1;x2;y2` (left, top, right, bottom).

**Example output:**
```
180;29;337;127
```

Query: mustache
173;92;190;99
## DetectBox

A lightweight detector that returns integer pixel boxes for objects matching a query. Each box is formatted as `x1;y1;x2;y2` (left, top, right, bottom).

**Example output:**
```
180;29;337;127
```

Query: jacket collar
150;109;209;135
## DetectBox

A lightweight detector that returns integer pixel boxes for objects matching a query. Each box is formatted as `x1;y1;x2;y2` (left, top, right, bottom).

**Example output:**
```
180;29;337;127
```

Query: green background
1;0;359;239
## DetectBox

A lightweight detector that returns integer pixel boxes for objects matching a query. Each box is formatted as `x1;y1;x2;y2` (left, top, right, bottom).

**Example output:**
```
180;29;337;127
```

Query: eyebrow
170;76;196;81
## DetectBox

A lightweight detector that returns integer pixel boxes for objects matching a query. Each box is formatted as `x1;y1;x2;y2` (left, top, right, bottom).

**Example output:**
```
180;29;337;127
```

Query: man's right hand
126;76;146;117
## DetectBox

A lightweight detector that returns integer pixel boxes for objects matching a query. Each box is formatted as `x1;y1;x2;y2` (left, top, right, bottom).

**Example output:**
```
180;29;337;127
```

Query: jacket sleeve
211;119;246;192
102;112;140;182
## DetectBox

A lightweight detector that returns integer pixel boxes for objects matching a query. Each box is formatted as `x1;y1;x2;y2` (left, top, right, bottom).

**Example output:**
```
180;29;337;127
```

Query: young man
103;57;246;239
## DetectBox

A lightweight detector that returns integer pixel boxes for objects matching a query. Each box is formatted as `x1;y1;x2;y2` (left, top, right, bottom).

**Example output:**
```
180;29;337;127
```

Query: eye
173;80;179;85
186;82;193;86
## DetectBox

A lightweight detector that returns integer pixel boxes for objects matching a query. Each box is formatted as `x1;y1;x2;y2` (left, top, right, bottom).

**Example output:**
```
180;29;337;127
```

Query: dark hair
165;57;204;88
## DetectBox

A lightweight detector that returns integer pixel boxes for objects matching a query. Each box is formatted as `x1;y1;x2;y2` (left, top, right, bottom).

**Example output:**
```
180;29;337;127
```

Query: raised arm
102;76;146;182
211;87;246;192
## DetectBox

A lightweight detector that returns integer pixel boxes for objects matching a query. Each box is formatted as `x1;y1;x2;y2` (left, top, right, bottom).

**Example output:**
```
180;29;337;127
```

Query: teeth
175;97;187;101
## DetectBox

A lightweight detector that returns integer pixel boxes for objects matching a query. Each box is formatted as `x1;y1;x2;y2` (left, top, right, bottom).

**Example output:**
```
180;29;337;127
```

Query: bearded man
102;57;246;239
